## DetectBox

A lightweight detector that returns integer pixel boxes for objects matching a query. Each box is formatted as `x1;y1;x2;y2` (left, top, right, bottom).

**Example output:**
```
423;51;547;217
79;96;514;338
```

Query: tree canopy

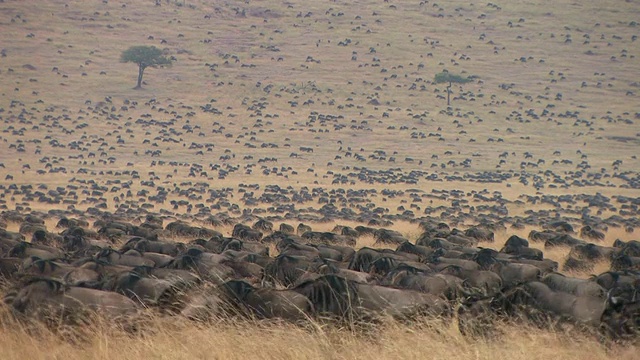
434;72;473;84
120;45;172;89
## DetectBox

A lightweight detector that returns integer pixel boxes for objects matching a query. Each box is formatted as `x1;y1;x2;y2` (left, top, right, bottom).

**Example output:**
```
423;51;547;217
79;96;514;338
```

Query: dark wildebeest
232;224;263;242
501;235;543;260
252;219;273;232
579;225;605;241
464;227;494;243
221;280;312;321
297;223;312;235
7;278;139;324
279;223;295;234
498;281;606;328
544;234;586;248
541;272;605;298
293;274;449;321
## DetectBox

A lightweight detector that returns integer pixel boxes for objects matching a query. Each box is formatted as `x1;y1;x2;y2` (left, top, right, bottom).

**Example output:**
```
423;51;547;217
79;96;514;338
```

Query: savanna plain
0;0;640;359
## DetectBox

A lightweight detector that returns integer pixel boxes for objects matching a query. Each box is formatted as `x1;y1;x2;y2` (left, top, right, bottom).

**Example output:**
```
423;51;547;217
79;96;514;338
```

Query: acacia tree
120;45;172;89
434;71;473;105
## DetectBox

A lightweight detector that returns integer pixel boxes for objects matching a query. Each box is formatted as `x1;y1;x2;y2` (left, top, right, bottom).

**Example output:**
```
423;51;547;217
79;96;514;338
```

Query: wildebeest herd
0;1;639;356
1;211;639;341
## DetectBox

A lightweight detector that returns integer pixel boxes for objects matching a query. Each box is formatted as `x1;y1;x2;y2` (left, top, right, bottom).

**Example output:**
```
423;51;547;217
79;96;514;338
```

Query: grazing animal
8;278;139;324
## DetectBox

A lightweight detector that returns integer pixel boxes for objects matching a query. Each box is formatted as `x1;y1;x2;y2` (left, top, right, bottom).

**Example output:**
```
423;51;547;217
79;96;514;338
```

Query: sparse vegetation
434;71;474;105
120;45;172;89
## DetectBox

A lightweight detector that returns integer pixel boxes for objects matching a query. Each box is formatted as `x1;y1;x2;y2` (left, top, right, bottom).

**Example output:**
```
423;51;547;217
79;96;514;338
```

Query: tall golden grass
2;0;640;357
0;306;637;360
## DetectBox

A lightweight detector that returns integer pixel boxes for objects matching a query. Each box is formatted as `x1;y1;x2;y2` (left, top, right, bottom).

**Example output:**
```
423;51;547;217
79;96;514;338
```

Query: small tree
120;45;172;89
434;71;473;105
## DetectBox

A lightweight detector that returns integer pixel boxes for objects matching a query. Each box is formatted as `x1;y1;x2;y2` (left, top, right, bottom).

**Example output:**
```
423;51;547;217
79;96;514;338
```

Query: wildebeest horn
611;296;620;306
606;289;622;308
33;258;57;273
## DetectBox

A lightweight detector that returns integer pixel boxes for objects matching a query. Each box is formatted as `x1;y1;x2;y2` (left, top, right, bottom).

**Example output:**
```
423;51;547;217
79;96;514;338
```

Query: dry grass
2;0;640;357
0;307;637;360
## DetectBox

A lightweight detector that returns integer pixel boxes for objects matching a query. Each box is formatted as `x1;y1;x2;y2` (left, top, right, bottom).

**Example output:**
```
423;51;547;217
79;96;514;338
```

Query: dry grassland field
0;0;640;358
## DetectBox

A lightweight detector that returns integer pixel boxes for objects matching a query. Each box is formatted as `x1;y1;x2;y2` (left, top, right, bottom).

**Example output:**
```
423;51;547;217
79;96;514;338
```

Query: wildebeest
498;281;606;328
601;294;640;339
544;221;575;233
94;248;155;267
252;219;273;232
166;220;220;239
296;223;312;235
102;271;188;309
22;257;100;287
594;270;640;291
348;247;419;273
541;272;605;298
501;235;543;260
580;225;605;241
0;257;22;279
511;257;558;274
56;217;90;229
232;224;263;242
221;280;312;321
614;240;640;257
165;249;235;284
464;226;494;242
439;265;502;297
475;250;541;288
293;274;449;320
528;230;559;243
381;267;464;300
279;223;295;234
8;241;63;260
262;254;323;287
121;237;185;256
7;278;139;324
611;254;640;271
2;210;639;340
354;225;377;236
544;234;585;248
373;229;408;245
395;241;440;260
